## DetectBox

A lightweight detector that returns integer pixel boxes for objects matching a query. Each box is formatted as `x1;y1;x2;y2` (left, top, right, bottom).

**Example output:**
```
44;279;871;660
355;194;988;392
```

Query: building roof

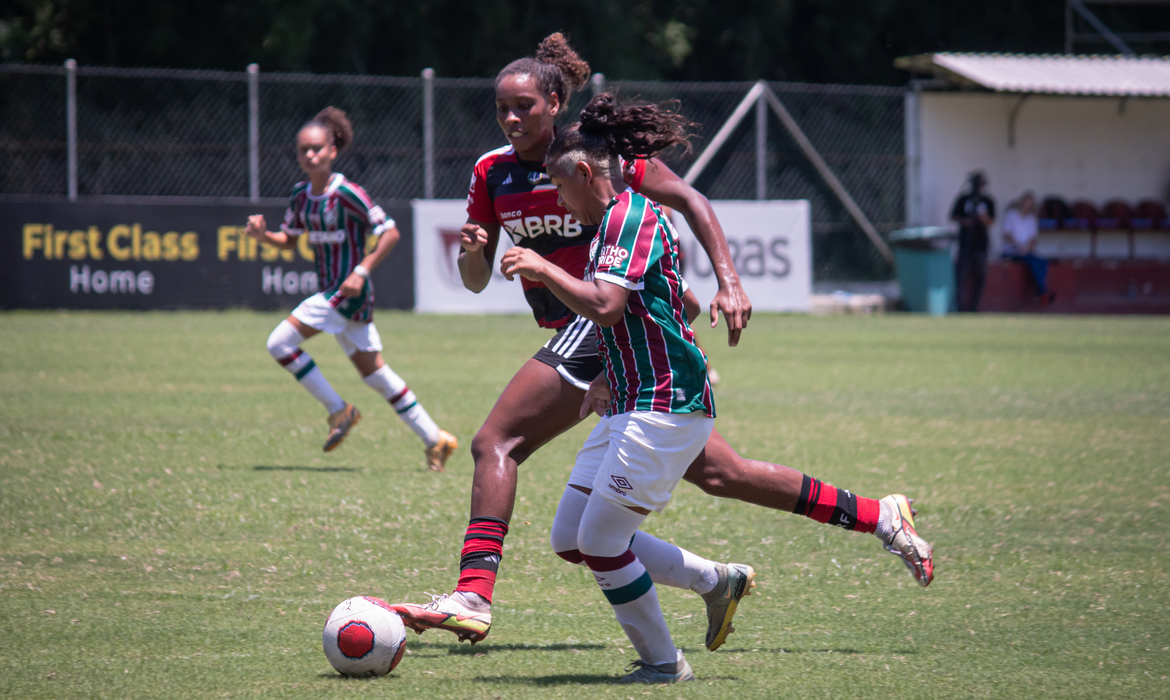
894;53;1170;97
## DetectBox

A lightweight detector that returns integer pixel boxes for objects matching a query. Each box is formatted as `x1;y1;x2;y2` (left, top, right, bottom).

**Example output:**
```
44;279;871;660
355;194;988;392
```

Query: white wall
918;93;1170;255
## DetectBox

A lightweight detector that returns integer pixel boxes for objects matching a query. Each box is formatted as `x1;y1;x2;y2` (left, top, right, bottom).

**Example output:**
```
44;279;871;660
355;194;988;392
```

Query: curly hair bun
312;107;354;152
535;33;590;90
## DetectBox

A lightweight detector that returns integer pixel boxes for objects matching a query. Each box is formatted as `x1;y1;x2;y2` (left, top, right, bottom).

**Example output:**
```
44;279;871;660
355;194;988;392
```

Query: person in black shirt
950;171;996;312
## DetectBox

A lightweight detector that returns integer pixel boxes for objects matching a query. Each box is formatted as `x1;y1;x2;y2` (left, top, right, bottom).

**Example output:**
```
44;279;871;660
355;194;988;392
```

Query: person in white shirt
1001;192;1052;301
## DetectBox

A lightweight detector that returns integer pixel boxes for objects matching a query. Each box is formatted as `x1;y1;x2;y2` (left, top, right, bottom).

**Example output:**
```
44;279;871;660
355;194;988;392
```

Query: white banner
671;200;811;313
412;199;810;314
412;199;529;314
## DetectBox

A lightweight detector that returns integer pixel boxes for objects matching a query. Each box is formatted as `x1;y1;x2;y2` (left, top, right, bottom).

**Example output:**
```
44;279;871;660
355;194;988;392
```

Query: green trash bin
889;226;957;315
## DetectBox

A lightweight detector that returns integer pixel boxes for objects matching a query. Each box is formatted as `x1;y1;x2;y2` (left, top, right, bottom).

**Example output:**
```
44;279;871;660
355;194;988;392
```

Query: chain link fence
0;64;904;280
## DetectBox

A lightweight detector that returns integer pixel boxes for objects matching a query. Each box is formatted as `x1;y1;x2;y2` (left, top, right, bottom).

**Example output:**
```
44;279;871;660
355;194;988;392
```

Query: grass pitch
1;310;1168;699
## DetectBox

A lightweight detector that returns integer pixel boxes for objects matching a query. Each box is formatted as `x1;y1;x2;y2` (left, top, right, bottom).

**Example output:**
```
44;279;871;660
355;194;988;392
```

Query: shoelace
624;660;647;673
421;592;448;611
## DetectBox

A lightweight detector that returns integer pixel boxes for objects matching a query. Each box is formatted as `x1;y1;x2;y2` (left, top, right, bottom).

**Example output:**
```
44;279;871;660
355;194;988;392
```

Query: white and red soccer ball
322;596;407;677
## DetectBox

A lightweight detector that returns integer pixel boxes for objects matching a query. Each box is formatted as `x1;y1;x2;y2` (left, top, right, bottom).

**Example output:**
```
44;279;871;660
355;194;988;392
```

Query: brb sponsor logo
501;214;582;241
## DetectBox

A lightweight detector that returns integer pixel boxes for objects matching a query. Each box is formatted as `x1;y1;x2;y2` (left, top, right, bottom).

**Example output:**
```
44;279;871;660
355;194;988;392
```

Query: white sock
632;531;719;596
876;497;895;543
267;321;345;414
551;486;717;595
362;365;440;447
578;494;677;667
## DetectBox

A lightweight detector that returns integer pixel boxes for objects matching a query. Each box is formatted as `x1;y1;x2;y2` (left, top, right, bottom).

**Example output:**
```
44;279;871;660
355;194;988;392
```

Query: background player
246;107;458;470
393;34;932;644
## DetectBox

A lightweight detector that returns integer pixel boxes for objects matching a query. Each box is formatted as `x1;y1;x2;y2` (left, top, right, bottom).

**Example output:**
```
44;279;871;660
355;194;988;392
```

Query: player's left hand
500;247;547;282
711;278;752;347
580;374;612;418
338;272;364;297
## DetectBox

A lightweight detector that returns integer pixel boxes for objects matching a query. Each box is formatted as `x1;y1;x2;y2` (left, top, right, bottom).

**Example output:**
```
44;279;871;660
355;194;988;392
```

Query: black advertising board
0;201;414;310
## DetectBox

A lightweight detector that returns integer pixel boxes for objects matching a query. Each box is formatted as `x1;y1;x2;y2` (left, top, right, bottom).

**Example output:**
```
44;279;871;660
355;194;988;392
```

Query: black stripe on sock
459;552;501;573
795;474;814;516
829;489;860;530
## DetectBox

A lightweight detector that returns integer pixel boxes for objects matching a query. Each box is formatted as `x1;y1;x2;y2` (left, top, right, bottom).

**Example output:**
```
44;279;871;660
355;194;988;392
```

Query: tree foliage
1;0;1165;84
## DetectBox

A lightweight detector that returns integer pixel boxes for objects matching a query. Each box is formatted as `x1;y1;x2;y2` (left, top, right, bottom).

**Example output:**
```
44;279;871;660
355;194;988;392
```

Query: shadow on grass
719;647;891;655
404;641;608;658
472;674;741;686
215;464;360;473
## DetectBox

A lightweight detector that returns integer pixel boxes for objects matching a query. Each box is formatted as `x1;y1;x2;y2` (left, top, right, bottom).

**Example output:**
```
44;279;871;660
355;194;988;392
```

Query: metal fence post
904;82;921;227
755;90;767;200
422;68;435;199
247;63;260;202
65;59;77;201
591;72;605;97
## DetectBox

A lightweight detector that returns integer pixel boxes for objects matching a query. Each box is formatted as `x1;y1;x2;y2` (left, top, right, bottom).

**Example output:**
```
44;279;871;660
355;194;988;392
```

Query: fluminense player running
501;95;735;683
392;34;932;646
246;107;458;470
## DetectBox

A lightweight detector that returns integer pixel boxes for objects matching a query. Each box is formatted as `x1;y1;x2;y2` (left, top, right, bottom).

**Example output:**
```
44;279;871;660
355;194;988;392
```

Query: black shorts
532;315;602;389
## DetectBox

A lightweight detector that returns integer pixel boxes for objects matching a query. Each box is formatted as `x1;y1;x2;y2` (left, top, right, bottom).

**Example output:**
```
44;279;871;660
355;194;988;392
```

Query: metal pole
904;82;922;227
591;72;605;98
763;87;894;263
422;68;435;199
683;81;766;185
1069;0;1135;55
247;63;260;203
1065;0;1075;54
755;90;767;200
65;59;77;202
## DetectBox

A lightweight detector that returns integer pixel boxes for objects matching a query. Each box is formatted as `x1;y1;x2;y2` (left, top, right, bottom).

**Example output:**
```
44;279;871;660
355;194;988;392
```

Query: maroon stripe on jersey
277;348;303;366
607;319;641;414
627;292;673;412
626;200;659;281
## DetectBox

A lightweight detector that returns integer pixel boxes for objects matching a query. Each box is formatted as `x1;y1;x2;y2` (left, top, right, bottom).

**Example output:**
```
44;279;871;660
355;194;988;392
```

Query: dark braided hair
496;32;590;107
547;93;697;176
302;106;353;153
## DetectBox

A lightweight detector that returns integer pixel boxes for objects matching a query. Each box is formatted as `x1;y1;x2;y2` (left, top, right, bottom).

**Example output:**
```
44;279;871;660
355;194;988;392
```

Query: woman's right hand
461;223;489;253
245;214;267;241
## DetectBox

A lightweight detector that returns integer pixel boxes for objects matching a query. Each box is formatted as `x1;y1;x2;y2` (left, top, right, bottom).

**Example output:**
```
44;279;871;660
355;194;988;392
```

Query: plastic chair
1039;196;1071;230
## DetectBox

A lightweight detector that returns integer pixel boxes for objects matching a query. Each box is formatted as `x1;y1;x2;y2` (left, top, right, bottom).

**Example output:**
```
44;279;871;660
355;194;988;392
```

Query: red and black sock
794;475;879;534
454;517;509;602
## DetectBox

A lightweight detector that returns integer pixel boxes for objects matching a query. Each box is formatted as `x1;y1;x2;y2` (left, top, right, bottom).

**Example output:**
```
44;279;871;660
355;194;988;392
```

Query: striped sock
795;475;879;534
362;365;440;447
455;517;508;603
582;549;676;666
276;348;345;414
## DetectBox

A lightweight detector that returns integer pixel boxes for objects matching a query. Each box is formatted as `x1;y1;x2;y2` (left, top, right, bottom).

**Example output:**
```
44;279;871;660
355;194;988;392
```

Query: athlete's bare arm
500;247;627;327
682;289;702;325
337;225;400;298
638;159;751;347
458;218;502;293
244;214;298;250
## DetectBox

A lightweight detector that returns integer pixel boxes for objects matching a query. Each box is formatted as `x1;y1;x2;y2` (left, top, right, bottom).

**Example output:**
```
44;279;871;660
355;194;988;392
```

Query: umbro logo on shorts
611;475;633;490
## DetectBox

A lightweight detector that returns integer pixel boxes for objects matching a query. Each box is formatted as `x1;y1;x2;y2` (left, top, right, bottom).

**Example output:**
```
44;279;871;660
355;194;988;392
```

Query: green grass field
1;311;1168;698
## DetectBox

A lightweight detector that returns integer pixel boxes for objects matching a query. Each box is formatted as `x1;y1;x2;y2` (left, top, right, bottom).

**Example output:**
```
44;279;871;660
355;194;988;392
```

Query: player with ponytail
246;107;458;469
393;35;933;654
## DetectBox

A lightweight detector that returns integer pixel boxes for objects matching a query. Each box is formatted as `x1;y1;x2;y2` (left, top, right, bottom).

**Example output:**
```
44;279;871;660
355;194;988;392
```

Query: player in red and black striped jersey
246;108;457;469
393;34;933;653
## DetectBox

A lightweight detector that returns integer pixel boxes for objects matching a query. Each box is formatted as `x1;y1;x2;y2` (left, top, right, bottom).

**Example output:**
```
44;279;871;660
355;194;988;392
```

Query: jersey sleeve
280;190;304;236
593;194;662;291
621;157;647;193
337;183;395;235
466;157;497;224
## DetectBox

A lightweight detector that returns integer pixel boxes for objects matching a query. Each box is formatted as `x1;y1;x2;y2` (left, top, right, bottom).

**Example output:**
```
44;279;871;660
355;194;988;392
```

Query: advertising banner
0;201;414;310
671;200;811;313
412;199;529;314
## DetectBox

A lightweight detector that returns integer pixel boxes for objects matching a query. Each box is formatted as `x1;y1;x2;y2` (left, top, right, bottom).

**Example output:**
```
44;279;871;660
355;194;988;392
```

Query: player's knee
267;320;302;360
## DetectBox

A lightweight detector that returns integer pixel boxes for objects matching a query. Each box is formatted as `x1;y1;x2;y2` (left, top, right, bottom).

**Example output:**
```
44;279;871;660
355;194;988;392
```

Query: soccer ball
322;596;407;677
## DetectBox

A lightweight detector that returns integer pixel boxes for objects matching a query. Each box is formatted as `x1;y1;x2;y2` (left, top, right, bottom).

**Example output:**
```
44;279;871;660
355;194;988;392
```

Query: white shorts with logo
291;293;383;356
567;411;714;513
